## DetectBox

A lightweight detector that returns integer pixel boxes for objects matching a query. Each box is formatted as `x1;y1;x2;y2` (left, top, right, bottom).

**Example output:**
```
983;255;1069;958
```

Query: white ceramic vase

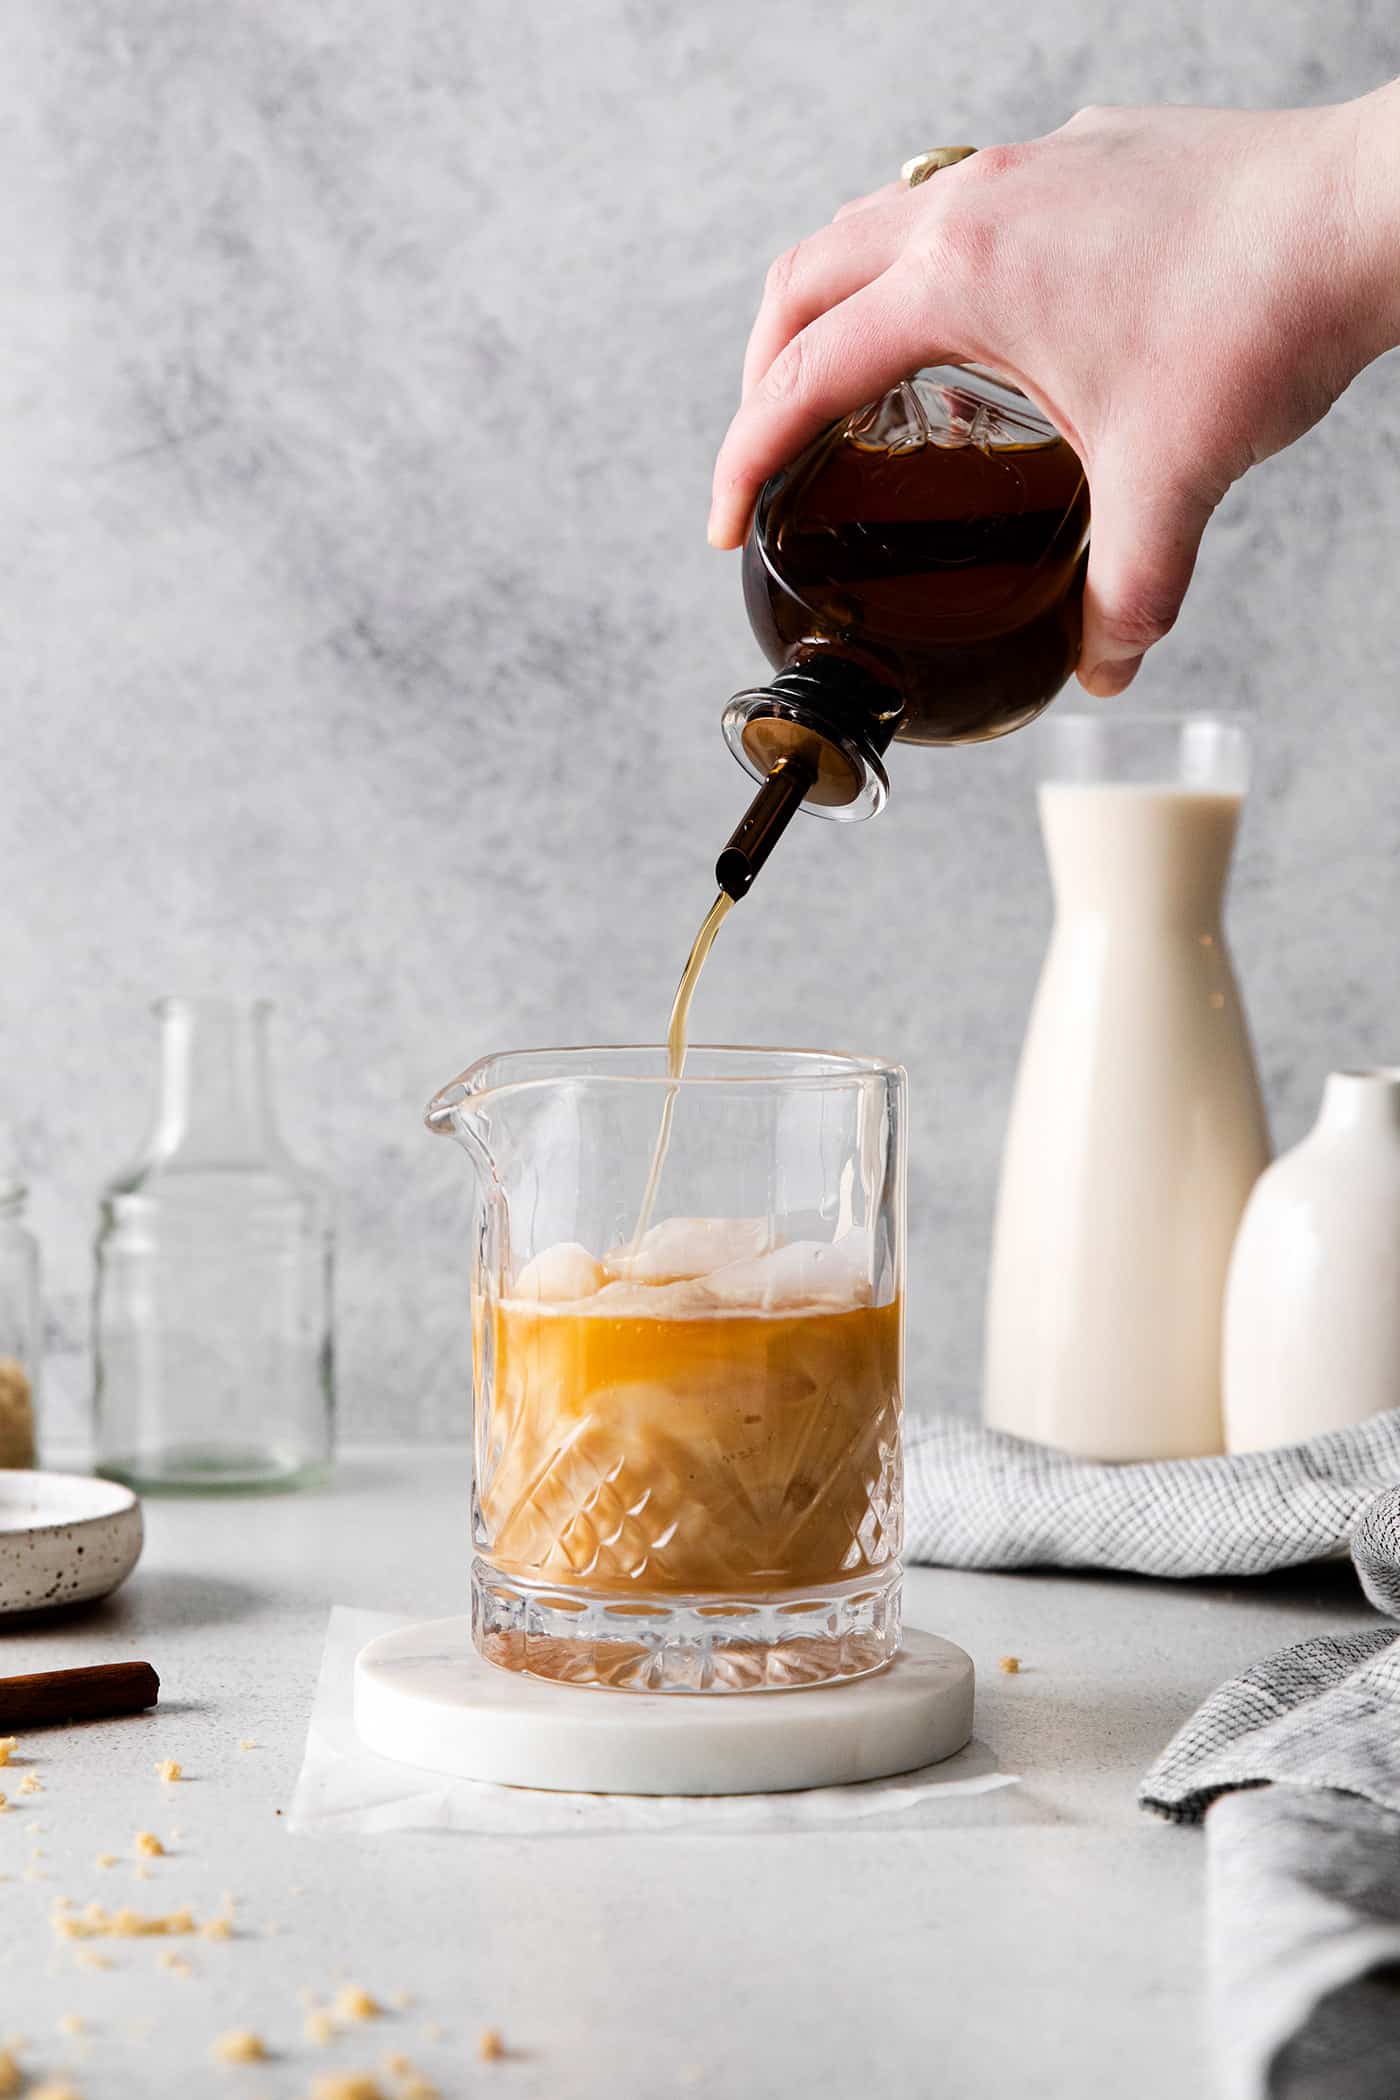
1224;1069;1400;1453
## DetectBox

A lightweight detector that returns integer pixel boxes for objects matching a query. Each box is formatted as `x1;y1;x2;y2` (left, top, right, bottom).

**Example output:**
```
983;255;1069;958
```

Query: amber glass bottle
716;365;1090;894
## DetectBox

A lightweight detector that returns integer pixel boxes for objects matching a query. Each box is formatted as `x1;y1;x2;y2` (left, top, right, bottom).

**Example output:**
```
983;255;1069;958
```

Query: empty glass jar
0;1174;40;1467
93;998;334;1492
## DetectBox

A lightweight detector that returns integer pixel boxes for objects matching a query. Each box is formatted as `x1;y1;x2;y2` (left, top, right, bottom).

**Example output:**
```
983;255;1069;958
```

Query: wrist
1338;81;1400;367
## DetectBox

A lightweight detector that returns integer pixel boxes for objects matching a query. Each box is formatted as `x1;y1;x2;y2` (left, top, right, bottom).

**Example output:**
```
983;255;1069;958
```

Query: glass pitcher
427;1045;906;1693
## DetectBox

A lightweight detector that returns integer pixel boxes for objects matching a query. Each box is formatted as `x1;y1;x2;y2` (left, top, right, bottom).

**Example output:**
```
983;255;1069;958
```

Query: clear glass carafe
427;1046;906;1692
0;1176;40;1467
93;999;334;1492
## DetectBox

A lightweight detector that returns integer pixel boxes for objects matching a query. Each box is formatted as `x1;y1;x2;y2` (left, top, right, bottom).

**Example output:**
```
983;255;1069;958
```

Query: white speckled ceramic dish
0;1471;143;1615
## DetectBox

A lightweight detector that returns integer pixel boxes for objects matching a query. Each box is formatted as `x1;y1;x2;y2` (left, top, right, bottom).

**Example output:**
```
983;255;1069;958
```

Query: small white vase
1223;1069;1400;1453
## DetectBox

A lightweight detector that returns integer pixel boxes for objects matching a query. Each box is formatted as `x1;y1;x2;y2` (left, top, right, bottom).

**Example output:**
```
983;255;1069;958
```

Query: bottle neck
723;658;900;824
151;999;282;1166
1314;1069;1400;1144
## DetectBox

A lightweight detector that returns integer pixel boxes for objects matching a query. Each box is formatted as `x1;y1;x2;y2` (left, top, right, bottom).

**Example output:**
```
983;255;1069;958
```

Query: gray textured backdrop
8;0;1400;1443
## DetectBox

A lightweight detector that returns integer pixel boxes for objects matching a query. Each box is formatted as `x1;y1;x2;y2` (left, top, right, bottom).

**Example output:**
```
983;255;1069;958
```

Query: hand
710;94;1400;696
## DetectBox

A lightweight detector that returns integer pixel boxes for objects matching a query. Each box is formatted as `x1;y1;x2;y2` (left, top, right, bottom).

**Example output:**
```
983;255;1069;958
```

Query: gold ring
901;146;977;187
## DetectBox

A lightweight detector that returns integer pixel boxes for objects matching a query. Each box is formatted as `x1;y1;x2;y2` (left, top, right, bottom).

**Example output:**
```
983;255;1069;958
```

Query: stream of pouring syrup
631;888;734;1248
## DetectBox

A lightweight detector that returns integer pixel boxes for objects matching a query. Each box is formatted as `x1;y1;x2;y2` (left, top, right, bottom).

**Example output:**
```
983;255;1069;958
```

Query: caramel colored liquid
480;1294;901;1593
632;889;733;1245
744;373;1090;744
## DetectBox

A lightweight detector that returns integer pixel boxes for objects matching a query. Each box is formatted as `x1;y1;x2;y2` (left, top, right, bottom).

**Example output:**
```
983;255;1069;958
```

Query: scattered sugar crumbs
201;1917;234;1943
0;1738;16;1769
478;2026;507;2063
134;1832;165;1858
94;1855;118;1871
0;2049;20;2099
304;2012;336;2048
28;2084;83;2100
155;1761;182;1784
237;1739;257;1752
309;2080;387;2100
333;1986;381;2023
211;2030;267;2065
159;1952;193;1978
57;2015;84;2037
73;1952;111;1973
998;1655;1022;1675
18;1773;42;1796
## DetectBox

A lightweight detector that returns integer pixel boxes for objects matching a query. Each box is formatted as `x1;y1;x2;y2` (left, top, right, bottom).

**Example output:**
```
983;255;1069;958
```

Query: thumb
1078;448;1218;698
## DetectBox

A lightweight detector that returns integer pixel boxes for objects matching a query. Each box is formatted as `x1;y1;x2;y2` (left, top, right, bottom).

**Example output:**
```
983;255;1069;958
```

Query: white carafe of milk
984;715;1270;1461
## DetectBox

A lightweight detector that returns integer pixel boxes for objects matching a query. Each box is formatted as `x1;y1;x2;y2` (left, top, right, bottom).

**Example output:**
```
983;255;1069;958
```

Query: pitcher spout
425;1079;469;1140
424;1059;501;1178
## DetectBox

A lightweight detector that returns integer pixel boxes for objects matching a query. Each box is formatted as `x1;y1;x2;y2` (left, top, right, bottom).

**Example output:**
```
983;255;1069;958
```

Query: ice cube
511;1241;607;1305
704;1232;875;1313
605;1215;776;1285
581;1277;718;1321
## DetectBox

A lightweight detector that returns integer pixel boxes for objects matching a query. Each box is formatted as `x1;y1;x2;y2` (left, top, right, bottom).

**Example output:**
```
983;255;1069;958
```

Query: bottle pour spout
715;754;816;900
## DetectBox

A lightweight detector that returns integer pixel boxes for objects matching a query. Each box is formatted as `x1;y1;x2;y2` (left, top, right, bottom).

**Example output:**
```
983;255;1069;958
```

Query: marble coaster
353;1618;974;1796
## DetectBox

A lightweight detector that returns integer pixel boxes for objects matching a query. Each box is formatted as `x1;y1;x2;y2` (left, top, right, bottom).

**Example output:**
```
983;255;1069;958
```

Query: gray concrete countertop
0;1448;1378;2099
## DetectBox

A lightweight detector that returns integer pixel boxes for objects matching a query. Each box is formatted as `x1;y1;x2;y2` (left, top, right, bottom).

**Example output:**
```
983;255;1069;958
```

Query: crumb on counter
94;1855;117;1871
201;1917;234;1942
58;2015;84;2036
18;1773;41;1797
54;1903;197;1941
998;1655;1022;1674
0;1797;8;1816
0;1740;16;1769
478;2027;506;2063
212;2031;267;2065
155;1761;183;1784
28;2084;83;2100
386;1990;411;2011
237;1739;257;1752
159;1952;193;1977
73;1952;111;1972
134;1832;165;1858
334;1987;381;2024
309;2078;387;2100
0;2049;20;2098
304;2012;336;2048
401;2078;440;2100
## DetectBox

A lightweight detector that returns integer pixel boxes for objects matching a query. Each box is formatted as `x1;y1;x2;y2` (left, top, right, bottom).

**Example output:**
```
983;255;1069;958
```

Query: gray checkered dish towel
905;1412;1400;2100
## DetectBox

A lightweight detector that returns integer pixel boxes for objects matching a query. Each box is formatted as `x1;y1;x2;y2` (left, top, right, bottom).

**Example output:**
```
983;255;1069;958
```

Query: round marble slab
354;1618;974;1795
0;1471;143;1615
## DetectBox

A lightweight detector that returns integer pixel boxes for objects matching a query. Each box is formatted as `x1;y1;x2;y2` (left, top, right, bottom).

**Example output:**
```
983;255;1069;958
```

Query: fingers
1077;448;1218;695
740;202;911;400
710;257;960;548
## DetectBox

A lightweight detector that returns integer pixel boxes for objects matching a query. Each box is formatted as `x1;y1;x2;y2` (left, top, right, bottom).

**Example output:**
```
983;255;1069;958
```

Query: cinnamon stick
0;1660;159;1729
